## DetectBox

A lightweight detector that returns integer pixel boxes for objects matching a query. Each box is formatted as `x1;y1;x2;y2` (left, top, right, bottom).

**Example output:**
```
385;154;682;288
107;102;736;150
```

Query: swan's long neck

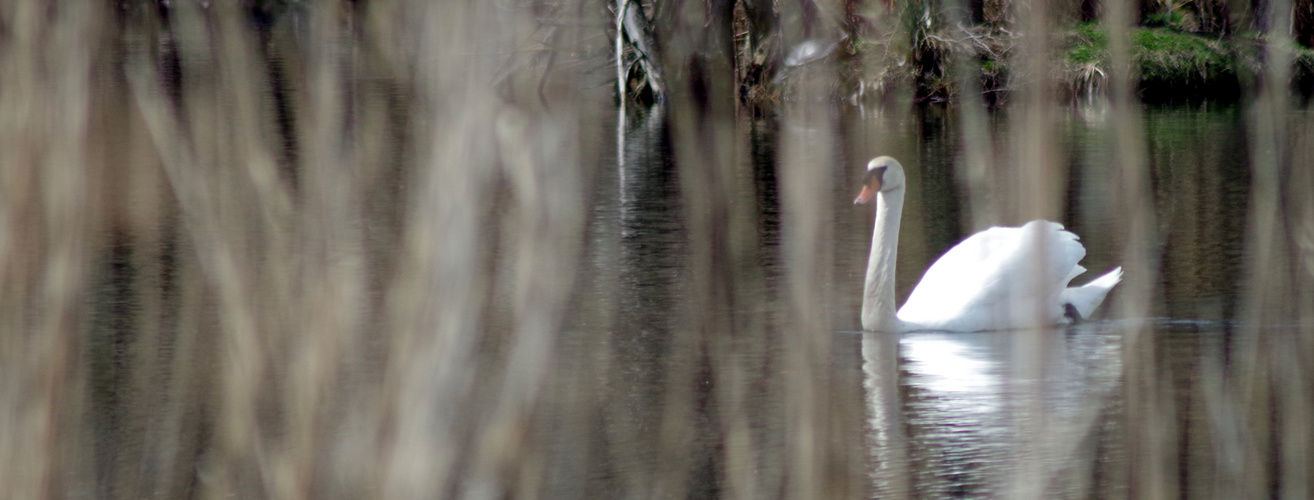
862;188;904;332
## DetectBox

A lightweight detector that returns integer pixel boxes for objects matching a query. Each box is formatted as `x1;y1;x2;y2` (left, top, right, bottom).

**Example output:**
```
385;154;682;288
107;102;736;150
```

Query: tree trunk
741;0;779;106
617;0;666;102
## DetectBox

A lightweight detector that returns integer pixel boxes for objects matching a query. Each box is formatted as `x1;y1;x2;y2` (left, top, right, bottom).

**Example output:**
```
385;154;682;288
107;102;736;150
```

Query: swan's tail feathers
1064;264;1087;284
1061;266;1123;320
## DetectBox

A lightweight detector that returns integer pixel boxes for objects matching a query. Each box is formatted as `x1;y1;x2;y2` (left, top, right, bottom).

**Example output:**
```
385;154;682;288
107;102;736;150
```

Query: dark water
577;102;1253;498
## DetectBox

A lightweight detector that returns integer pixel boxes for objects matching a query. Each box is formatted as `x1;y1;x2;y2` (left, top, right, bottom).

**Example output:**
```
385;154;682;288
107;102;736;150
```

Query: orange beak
853;180;879;205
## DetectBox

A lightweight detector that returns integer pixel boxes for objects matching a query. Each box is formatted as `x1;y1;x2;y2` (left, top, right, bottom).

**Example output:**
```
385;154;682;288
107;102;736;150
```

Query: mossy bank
1063;23;1314;102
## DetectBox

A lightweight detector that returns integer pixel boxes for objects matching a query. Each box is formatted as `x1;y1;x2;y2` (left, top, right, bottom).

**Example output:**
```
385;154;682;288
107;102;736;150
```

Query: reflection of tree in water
592;104;691;495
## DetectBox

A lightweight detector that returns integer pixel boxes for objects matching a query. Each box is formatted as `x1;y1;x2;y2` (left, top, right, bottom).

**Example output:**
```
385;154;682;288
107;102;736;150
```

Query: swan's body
856;156;1122;333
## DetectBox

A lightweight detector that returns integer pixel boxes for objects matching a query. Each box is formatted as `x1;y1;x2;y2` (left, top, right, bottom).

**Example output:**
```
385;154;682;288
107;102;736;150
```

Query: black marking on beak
865;165;887;190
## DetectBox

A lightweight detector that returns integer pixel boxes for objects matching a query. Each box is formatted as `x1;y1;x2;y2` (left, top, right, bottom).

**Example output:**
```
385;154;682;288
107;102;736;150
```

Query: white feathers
894;221;1121;332
858;157;1122;332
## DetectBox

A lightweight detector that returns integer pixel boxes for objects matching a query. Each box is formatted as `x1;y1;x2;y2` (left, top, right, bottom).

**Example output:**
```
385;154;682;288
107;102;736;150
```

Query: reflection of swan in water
855;156;1123;333
862;331;910;498
900;334;1002;401
862;326;1123;498
863;332;1009;497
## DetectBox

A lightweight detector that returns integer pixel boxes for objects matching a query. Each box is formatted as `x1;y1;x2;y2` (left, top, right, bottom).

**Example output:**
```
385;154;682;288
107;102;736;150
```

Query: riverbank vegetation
617;0;1314;105
1065;22;1314;101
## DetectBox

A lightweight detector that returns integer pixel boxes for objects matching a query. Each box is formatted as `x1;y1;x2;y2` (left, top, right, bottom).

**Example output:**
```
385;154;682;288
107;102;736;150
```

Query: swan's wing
898;220;1086;331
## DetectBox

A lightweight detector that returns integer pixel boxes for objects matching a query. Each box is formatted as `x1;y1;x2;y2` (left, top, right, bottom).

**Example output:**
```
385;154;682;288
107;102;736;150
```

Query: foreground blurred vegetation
1;0;1312;498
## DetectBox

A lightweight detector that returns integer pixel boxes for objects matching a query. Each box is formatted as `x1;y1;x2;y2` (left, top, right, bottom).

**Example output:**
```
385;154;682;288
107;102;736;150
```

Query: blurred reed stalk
0;2;101;498
1228;0;1314;495
649;1;745;496
774;2;868;496
1105;0;1172;496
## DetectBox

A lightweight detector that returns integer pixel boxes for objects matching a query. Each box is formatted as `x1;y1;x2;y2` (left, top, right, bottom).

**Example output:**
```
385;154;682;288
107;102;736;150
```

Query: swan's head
853;156;905;204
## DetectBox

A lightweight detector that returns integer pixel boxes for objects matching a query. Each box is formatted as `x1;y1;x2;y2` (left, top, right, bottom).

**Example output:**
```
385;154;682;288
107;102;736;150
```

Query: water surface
568;101;1253;498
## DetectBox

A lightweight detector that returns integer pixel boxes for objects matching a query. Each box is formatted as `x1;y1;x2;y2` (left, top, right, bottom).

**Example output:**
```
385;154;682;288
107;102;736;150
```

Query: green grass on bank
1066;23;1240;99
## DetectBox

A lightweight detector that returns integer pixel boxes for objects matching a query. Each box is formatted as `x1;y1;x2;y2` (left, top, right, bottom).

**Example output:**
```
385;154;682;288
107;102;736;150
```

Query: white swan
855;156;1123;332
